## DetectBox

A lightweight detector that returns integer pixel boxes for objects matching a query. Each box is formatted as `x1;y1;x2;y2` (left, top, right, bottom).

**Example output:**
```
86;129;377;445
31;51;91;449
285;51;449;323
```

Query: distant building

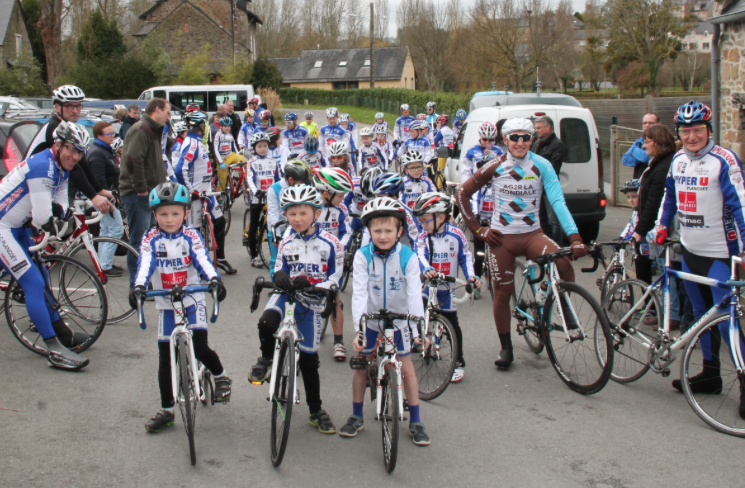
131;0;262;72
681;21;715;51
0;0;32;68
270;47;416;90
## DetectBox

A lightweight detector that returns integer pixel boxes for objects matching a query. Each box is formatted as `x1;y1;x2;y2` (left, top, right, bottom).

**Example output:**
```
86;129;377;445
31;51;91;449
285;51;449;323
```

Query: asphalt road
1;203;741;487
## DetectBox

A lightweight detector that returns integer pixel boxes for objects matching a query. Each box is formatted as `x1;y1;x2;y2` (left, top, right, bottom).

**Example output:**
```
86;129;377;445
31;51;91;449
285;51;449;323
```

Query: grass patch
279;104;397;128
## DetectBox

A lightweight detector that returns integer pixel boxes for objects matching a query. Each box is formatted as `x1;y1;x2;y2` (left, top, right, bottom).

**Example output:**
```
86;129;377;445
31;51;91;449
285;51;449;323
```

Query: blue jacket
622;137;650;168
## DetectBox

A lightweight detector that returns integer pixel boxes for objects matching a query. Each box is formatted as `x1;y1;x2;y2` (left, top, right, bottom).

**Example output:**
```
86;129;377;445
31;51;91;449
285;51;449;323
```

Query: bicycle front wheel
271;336;295;467
5;254;108;356
600;266;626;300
381;366;400;473
340;238;359;293
178;342;197;465
243;208;252;257
67;237;139;324
543;282;613;395
512;259;543;354
681;314;745;437
413;314;458;401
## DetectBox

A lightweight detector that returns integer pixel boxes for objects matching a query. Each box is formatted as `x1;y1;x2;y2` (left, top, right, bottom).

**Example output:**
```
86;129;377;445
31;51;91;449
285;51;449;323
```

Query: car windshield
7;99;41;110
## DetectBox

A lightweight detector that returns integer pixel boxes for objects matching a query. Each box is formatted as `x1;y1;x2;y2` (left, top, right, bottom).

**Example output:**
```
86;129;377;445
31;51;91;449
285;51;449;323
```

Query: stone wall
0;1;33;65
719;19;745;157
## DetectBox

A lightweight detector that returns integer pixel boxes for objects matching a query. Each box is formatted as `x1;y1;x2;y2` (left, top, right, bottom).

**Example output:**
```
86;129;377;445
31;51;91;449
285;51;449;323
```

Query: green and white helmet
313;167;354;194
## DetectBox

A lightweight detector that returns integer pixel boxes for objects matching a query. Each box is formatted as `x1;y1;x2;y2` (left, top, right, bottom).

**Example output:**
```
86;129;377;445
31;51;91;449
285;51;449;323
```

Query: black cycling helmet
266;126;280;144
149;182;190;209
284;158;312;185
620;179;640;194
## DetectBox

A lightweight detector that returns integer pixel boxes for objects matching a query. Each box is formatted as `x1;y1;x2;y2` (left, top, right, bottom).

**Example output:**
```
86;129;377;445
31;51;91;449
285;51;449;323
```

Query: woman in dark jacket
87;121;124;277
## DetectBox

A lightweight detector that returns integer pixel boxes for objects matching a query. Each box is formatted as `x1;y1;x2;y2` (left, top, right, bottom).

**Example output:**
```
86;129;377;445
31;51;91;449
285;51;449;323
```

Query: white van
138;85;259;115
447;105;607;242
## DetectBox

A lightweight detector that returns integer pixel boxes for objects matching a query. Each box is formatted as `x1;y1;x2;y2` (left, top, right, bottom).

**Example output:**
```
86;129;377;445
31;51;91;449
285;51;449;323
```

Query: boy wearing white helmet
399;149;436;209
373;125;395;168
393;104;415;148
245;132;280;267
319;107;352;160
456;118;588;370
357;127;387;172
460;121;504;183
238;109;257;152
372;112;389;134
396;120;434;163
248;184;343;435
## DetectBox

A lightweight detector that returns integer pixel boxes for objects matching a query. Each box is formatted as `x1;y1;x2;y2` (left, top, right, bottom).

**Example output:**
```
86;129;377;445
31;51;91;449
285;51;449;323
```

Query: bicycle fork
547;264;587;343
170;327;205;405
375;328;404;421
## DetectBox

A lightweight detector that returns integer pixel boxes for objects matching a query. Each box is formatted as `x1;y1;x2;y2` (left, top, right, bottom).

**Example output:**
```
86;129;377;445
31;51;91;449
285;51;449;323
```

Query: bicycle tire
258;216;270;269
681;313;745;437
511;259;543;354
340;237;360;293
542;282;613;395
271;336;295;467
67;237;139;324
201;215;218;264
413;314;458;401
320;315;330;341
600;266;626;300
243;208;252;258
381;366;400;473
178;342;197;466
5;254;108;356
601;279;657;383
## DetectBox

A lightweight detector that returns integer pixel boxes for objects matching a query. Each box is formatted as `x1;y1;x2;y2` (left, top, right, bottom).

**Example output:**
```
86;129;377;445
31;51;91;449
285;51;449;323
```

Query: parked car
470;92;582;111
0;120;42;179
22;97;54;109
0;96;44;116
446;105;606;242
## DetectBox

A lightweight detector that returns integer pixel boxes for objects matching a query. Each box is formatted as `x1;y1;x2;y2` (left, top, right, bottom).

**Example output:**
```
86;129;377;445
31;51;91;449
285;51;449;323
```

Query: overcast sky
385;0;589;37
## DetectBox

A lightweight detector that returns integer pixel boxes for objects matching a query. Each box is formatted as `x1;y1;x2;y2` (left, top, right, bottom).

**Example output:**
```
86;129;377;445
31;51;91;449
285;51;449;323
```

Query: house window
333;81;347;90
314;60;323;68
15;34;21;58
364;58;370;66
348;81;359;89
339;60;348;67
703;42;710;50
689;43;695;50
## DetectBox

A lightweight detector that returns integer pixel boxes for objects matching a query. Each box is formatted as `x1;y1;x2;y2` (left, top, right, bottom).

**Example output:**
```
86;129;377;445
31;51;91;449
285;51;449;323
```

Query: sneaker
214;376;232;403
338;415;364;437
251;257;264;268
644;315;659;326
451;364;464;383
104;267;123;277
217;259;238;275
110;264;124;272
334;342;347;362
145;410;174;433
309;409;336;434
248;357;272;384
409;422;430;446
494;348;514;369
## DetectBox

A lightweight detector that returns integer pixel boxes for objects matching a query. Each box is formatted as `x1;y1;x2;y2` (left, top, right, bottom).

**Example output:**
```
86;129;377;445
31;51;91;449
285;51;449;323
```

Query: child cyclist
369;172;420;248
400;149;436;209
131;182;230;433
372;112;388;134
344;167;383;234
248;185;344;434
266;127;290;178
340;197;430;445
357;127;387;171
413;192;480;382
282;112;308;158
619;179;648;256
238;108;257;153
373;125;396;170
298;135;328;170
314;167;355;362
327;141;357;178
214;116;238;171
244;132;280;268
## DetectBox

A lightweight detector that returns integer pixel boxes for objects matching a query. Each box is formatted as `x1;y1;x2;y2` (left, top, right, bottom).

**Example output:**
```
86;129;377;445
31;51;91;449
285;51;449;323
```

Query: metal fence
595;115;614;183
609;125;644;207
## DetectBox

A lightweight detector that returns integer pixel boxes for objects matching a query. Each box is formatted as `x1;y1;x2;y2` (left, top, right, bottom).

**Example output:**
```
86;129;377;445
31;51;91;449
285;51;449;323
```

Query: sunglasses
481;138;495;143
417;216;434;225
508;133;533;143
102;132;117;137
330;156;346;161
63;104;83;110
406;165;424;171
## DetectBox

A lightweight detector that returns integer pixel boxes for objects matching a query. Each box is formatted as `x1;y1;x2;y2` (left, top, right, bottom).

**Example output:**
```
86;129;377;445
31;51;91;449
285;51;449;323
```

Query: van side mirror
437;146;450;159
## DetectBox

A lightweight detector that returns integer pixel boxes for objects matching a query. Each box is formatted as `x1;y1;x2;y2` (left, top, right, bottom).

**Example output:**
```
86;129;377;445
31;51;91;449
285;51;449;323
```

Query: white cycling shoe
451;366;464;383
334;342;347;362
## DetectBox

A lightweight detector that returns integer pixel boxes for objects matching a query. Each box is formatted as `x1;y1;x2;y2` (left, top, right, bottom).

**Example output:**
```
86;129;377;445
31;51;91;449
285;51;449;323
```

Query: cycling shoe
44;337;89;370
52;318;91;348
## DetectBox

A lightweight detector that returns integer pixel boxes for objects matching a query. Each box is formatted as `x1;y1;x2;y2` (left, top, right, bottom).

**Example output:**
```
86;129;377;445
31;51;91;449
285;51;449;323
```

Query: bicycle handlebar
420;272;474;303
85;211;104;225
580;247;603;273
250;276;338;319
29;221;70;252
357;310;425;348
527;248;573;285
136;285;219;330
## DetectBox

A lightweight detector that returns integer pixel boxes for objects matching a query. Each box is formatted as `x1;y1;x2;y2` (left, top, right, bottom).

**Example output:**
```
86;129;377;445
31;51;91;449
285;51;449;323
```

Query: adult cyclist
655;101;745;414
456;118;588;369
0;121;92;369
394;104;415;149
461;121;504;183
282;112;308;158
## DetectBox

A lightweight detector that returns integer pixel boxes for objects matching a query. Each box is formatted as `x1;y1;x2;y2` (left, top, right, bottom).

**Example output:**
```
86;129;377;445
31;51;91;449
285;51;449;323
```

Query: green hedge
278;88;472;117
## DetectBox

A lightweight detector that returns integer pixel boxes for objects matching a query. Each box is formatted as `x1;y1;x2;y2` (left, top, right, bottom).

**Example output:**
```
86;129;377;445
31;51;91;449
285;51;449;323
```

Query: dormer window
339;60;348;67
364;58;370;66
314;60;323;68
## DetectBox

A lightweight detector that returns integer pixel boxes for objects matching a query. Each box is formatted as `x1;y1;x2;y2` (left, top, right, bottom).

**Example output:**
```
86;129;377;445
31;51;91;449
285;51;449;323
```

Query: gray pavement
1;203;741;487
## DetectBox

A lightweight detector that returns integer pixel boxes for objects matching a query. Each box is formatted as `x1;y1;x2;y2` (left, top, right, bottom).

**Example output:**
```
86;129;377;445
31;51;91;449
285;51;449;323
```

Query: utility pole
369;2;375;88
231;0;236;65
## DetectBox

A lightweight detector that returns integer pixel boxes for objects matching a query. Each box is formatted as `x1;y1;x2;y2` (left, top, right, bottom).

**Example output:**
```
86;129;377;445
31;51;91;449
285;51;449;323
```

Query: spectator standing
532;115;568;245
119;104;141;139
622;113;660;178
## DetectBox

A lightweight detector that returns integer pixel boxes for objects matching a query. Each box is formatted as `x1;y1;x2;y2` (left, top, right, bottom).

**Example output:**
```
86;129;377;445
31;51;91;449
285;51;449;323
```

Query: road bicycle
250;277;337;467
601;240;745;437
510;248;614;394
339;227;363;293
196;190;225;264
242;192;271;268
5;229;108;356
590;240;637;299
351;310;425;473
135;284;220;465
413;273;472;400
213;154;249;235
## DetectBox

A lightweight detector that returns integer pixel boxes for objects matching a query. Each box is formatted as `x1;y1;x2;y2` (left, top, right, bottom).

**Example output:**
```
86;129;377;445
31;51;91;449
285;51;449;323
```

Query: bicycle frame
42;200;106;279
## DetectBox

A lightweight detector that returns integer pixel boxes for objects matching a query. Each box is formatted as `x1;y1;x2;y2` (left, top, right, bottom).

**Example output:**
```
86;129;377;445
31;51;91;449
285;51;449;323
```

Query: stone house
269;47;416;90
131;0;262;73
0;0;32;68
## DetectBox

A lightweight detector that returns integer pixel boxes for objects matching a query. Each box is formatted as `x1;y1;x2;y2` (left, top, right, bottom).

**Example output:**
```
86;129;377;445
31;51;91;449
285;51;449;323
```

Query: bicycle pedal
295;390;300;404
403;399;409;411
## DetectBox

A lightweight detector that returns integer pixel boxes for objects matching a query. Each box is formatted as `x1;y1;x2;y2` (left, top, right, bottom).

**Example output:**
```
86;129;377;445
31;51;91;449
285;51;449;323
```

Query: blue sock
353;402;364;418
409;404;420;424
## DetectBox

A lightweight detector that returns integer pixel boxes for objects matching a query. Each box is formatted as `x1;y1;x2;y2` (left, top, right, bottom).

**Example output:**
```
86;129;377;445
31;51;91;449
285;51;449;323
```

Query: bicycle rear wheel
413;314;458;401
543;282;613;395
67;237;139;324
271;336;295;467
512;259;543;354
601;279;656;383
200;216;218;264
600;266;626;300
5;255;107;356
243;208;252;257
681;314;745;437
340;238;359;293
258;216;270;269
177;341;197;465
380;366;400;473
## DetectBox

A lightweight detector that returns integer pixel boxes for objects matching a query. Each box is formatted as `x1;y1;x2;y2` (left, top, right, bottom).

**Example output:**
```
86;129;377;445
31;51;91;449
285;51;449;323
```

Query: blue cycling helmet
456;109;467;120
674;101;712;127
304;135;319;154
372;172;405;196
184;112;207;129
285;112;298;122
219;116;232;126
620;179;641;193
150;182;190;209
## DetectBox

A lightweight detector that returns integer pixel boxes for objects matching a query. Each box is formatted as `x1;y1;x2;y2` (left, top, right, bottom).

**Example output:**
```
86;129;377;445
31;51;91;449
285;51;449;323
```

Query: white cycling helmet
52;85;85;104
412;192;452;217
501;118;535;136
374;125;388;135
326;107;339;118
111;137;124;153
401;150;424;166
339;113;350;123
409;120;428;132
251;132;271;147
280;184;323;210
400;104;410;112
314;167;354;193
173;121;187;134
375;112;384;119
426;101;437;110
361;197;408;227
478;121;498;140
53;121;90;151
328;141;348;157
359;127;373;137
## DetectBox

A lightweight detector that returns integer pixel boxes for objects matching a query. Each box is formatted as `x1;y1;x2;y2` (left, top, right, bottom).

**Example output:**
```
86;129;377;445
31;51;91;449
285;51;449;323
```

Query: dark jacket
119;114;167;196
87;139;120;191
119;115;139;140
635;150;675;237
532;132;567;174
228;111;241;141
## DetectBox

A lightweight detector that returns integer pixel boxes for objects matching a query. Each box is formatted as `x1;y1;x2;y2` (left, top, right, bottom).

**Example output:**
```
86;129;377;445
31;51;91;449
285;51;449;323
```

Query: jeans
122;193;154;287
98;207;124;270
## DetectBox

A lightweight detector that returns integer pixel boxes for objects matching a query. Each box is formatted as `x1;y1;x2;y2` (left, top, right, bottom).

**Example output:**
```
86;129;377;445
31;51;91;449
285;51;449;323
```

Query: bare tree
253;0;302;57
39;0;63;88
373;0;390;42
536;0;580;93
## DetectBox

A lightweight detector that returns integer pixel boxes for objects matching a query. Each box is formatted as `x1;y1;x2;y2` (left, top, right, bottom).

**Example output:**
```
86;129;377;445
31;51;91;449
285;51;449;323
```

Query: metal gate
609;125;644;207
